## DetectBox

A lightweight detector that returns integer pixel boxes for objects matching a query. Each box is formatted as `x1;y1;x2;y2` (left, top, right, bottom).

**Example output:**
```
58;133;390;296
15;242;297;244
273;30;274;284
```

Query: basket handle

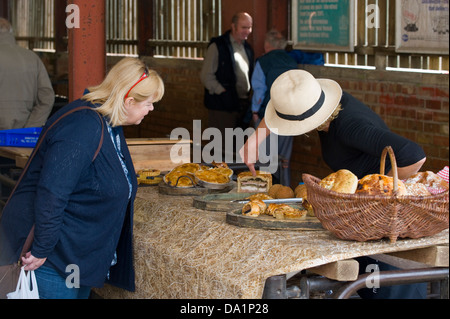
380;146;398;192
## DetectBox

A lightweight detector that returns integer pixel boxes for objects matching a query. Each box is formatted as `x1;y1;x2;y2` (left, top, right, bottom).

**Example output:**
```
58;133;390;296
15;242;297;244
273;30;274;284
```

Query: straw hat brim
265;79;342;136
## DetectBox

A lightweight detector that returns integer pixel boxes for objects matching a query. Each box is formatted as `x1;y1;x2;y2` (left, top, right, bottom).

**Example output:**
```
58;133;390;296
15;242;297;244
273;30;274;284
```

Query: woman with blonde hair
0;57;164;298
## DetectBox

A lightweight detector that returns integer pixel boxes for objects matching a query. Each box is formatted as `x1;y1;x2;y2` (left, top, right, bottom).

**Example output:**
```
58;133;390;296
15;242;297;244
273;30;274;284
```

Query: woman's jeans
34;265;91;299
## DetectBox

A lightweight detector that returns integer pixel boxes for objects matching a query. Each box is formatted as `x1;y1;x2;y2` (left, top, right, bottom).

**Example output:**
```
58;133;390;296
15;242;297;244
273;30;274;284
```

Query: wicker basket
303;146;449;243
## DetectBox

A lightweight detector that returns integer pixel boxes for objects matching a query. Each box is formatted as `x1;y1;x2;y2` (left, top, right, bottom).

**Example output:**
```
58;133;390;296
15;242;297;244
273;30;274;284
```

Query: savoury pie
195;169;230;184
237;171;272;193
164;163;200;187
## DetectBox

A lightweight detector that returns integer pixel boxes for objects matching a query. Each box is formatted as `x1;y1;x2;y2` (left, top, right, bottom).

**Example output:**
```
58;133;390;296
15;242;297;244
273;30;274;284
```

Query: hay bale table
94;187;449;299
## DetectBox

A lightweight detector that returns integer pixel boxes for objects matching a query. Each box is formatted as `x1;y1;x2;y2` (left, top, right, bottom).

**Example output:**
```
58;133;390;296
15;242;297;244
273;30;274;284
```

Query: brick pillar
68;0;106;102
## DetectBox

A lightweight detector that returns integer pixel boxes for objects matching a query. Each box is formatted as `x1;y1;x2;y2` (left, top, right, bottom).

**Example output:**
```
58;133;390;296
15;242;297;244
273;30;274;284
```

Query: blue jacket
254;49;299;118
0;98;137;291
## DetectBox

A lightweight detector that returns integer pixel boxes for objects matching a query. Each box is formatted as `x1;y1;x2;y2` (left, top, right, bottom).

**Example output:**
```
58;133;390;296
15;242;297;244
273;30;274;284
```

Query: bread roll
268;184;283;198
320;169;358;194
294;184;307;198
267;184;294;199
356;174;407;196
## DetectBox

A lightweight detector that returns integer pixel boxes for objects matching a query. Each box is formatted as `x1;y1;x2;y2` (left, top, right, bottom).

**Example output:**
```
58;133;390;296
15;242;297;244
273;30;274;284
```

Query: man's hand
239;119;271;176
239;142;258;176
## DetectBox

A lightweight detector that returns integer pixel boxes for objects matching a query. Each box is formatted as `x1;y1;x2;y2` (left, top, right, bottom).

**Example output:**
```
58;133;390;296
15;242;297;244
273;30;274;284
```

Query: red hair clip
124;69;149;100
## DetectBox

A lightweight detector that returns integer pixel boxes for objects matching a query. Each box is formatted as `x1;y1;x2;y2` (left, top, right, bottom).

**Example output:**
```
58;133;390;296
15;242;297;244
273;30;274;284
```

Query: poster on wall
396;0;449;54
292;0;354;52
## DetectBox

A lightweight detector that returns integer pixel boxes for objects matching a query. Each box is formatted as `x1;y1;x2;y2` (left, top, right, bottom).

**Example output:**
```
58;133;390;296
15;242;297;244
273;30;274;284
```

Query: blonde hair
82;57;164;126
316;104;342;131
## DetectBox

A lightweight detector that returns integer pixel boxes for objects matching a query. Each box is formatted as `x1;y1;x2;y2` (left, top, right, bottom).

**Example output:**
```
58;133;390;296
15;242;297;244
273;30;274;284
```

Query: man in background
0;18;55;130
201;12;254;156
250;29;299;186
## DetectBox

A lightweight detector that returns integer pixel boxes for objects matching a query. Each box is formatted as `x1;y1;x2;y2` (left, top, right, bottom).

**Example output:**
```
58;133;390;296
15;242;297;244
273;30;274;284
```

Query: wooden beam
308;259;360;281
0;0;9;20
387;246;449;268
137;0;153;56
54;0;68;53
68;0;106;102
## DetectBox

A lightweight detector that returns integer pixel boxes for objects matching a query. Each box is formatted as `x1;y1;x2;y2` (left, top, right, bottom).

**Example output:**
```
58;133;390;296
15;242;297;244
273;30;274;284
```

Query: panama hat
265;70;342;136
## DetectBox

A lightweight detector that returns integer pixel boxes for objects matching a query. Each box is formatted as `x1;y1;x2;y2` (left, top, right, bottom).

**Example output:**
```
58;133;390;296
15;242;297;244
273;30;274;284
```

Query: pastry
237;171;272;193
245;193;273;201
212;161;229;168
211;167;233;177
164;163;200;187
320;169;358;194
137;169;162;185
266;203;306;219
294;184;314;216
195;169;230;184
171;163;200;174
242;199;267;217
164;170;196;187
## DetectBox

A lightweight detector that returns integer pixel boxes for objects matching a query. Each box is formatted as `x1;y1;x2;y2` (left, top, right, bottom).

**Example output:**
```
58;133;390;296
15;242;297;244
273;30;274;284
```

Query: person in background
286;48;325;66
250;29;299;186
239;69;428;299
0;57;165;299
200;12;254;154
0;18;55;130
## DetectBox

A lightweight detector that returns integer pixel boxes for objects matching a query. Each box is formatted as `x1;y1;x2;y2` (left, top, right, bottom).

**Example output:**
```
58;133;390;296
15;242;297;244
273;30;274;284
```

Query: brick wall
116;57;449;188
115;57;208;140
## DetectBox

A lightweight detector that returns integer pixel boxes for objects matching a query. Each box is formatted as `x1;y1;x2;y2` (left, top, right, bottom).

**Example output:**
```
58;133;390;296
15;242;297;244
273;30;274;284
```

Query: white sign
396;0;449;54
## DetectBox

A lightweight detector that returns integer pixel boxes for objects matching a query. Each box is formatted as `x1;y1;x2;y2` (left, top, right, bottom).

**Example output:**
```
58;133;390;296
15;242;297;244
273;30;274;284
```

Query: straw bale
94;187;449;299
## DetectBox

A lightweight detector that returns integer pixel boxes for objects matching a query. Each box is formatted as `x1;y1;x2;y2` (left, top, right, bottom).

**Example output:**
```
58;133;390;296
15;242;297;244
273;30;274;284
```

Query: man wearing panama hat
240;69;426;180
239;69;428;299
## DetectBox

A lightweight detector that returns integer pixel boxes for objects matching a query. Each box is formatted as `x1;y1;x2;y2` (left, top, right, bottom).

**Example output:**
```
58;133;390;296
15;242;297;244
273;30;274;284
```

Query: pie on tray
195;168;230;184
164;163;233;188
164;163;200;188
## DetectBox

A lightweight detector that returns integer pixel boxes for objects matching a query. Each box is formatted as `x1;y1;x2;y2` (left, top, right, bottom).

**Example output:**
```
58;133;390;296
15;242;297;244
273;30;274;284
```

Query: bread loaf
356;174;407;196
404;183;431;196
405;171;449;191
319;169;358;194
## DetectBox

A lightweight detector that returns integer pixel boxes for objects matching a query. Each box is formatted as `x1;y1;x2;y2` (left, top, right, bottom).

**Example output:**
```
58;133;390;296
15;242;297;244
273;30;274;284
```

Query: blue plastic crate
0;127;43;147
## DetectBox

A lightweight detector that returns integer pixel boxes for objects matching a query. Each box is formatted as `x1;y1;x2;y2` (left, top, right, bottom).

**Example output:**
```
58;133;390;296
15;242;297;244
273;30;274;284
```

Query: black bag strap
2;106;105;258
